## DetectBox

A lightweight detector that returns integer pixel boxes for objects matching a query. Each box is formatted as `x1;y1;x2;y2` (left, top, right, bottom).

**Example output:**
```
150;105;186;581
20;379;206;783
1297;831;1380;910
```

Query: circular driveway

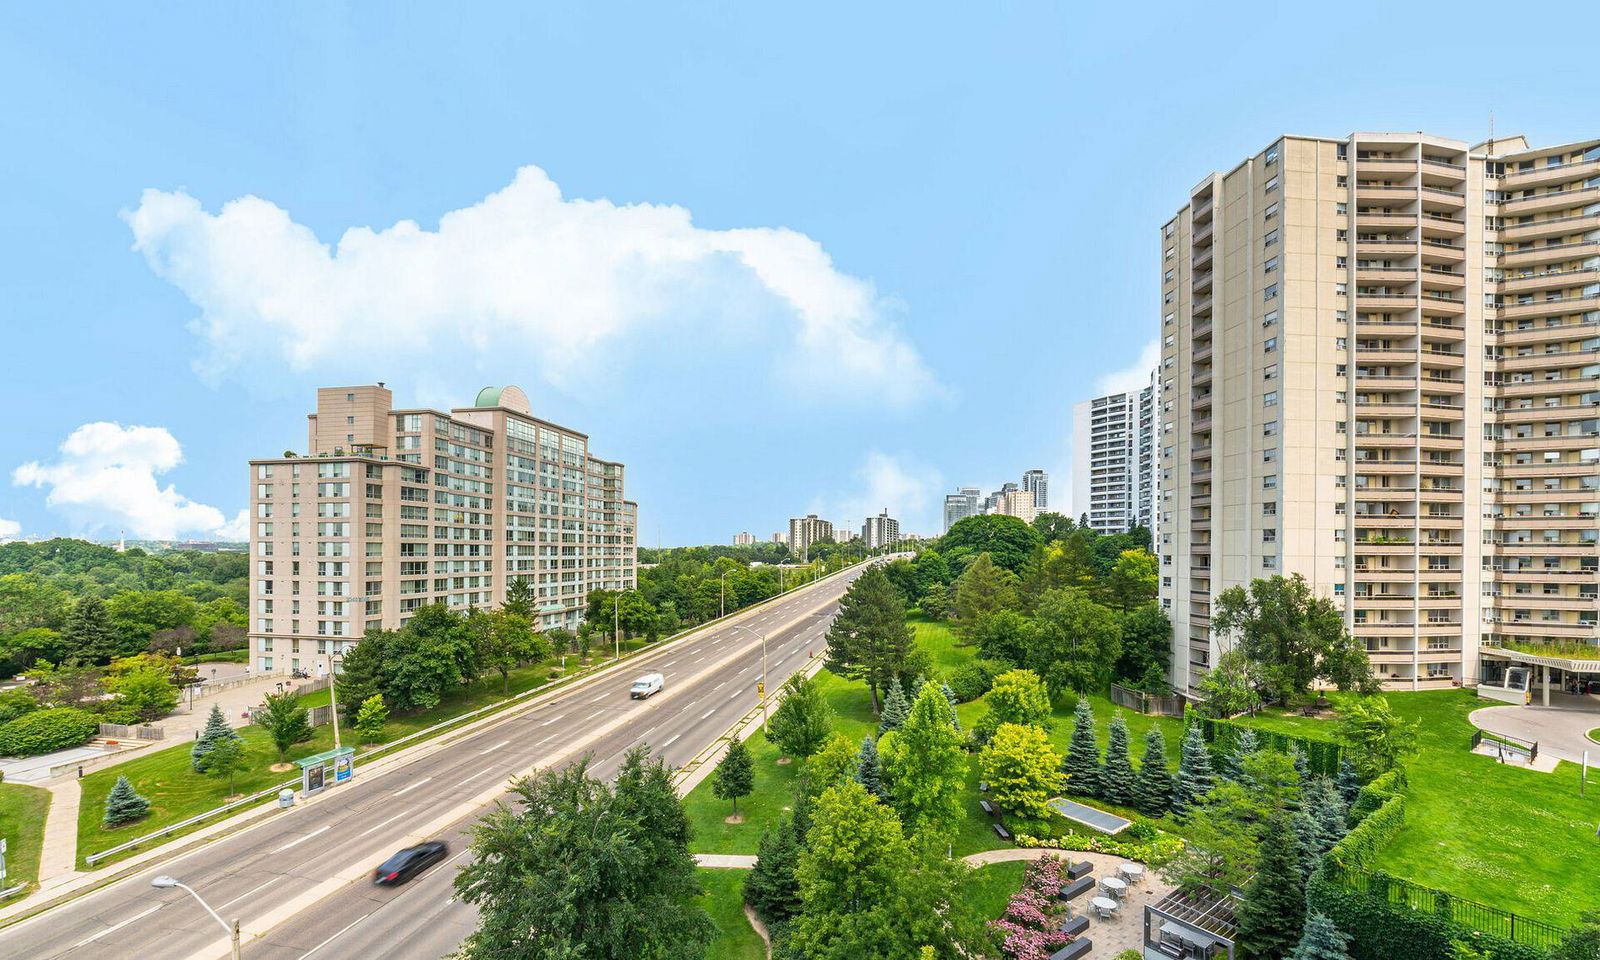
1469;692;1600;765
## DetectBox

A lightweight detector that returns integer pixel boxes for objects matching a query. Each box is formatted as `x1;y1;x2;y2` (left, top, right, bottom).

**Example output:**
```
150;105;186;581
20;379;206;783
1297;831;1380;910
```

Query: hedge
1013;830;1185;864
1191;715;1343;777
0;708;100;758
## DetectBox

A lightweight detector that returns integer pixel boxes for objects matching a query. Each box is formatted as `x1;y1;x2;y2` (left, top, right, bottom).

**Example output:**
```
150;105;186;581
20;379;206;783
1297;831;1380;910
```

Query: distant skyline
3;3;1597;545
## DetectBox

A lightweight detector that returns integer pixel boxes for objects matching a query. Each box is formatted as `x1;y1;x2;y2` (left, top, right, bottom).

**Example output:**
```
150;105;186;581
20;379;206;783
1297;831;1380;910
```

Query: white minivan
630;673;665;699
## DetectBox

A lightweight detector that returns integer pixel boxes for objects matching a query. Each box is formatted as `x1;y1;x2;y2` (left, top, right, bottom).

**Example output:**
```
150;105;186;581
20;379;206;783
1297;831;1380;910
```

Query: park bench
1048;937;1092;960
1059;915;1089;938
1066;861;1093;881
979;799;996;818
991;823;1012;842
1057;876;1094;901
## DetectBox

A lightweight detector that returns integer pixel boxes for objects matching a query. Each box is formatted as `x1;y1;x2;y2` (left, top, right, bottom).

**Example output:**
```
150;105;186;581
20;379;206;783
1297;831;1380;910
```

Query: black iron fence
1325;861;1569;952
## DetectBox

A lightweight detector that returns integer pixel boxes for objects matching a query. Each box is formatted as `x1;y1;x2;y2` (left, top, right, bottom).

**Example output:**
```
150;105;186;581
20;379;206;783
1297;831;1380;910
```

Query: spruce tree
1335;755;1361;805
190;704;237;772
1060;698;1102;797
878;677;910;736
1131;727;1173;817
1172;723;1216;818
1314;777;1350;845
940;681;961;731
1236;812;1307;960
102;775;150;827
1290;912;1352;960
712;739;755;818
743;818;803;923
62;595;121;664
854;734;887;799
1291;744;1311;784
1221;726;1261;783
1100;712;1136;806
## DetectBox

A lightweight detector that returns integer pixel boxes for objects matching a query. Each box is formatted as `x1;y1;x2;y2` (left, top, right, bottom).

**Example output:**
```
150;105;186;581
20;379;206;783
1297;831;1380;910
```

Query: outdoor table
1100;875;1128;898
1118;863;1145;884
1089;895;1119;918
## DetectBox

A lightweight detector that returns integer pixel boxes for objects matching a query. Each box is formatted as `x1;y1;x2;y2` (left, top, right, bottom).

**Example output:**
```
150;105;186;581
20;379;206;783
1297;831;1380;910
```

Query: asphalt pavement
0;563;867;960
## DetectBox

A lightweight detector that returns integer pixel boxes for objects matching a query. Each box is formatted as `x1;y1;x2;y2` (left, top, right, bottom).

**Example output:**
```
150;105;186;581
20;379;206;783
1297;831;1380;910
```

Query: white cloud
1095;339;1159;397
0;516;19;540
125;166;938;407
811;451;943;538
13;423;242;540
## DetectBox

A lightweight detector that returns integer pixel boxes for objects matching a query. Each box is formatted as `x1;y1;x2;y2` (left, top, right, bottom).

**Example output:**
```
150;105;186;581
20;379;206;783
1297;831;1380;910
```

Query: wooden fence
98;722;165;740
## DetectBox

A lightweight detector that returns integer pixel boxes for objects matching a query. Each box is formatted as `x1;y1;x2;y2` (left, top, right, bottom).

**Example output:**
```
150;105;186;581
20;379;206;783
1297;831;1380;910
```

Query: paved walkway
163;674;316;740
1469;692;1600;765
36;780;80;883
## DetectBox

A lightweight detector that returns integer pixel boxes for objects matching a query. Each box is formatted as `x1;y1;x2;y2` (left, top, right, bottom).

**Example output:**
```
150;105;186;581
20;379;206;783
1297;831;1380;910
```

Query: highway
0;562;871;960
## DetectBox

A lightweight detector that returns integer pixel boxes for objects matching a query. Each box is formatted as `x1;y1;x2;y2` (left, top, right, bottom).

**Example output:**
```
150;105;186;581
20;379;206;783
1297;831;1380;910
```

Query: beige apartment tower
1160;133;1600;694
247;385;637;676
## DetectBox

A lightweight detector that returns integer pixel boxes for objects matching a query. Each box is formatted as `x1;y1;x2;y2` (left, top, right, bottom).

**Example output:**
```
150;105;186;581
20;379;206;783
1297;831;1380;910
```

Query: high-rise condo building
1022;469;1049;511
1073;375;1158;534
787;514;834;558
993;488;1040;523
942;486;981;533
862;509;900;549
733;532;756;546
1159;131;1600;696
247;384;636;676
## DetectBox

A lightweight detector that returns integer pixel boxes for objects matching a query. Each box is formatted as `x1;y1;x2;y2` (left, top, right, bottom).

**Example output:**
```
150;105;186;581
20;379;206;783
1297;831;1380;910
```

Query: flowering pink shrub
987;855;1076;959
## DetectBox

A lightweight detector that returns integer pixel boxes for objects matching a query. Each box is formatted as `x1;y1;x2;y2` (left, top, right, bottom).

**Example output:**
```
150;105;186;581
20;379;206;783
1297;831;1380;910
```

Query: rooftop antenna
1487;110;1495;157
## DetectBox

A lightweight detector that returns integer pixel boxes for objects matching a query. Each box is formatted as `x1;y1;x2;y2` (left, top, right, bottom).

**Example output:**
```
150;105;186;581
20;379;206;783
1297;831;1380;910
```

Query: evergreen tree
61;594;120;663
102;775;150;827
1100;712;1137;806
712;738;755;818
1335;755;1361;805
940;681;961;731
1236;812;1307;960
1221;726;1261;784
744;818;803;924
1172;723;1216;818
878;677;910;736
1060;698;1102;797
1314;778;1350;846
854;734;887;799
190;704;237;772
791;771;816;840
1291;744;1310;784
1131;728;1173;817
825;565;914;713
1290;912;1352;960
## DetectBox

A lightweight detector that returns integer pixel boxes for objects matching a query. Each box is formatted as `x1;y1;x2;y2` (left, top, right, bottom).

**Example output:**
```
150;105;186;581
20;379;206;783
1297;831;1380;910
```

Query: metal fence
1108;682;1184;717
1325;862;1569;951
97;723;165;740
1470;728;1538;764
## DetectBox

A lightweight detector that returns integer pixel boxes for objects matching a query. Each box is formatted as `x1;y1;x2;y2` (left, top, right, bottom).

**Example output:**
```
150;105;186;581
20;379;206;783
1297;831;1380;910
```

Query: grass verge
0;784;50;891
699;868;765;960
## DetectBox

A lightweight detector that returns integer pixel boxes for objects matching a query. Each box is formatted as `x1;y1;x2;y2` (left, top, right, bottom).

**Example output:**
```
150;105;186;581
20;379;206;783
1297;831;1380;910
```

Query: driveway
1469;692;1600;765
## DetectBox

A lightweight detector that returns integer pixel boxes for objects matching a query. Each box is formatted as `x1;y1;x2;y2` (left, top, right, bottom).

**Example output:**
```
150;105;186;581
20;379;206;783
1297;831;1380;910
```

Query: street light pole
719;570;727;619
725;624;770;732
326;653;342;752
152;876;240;960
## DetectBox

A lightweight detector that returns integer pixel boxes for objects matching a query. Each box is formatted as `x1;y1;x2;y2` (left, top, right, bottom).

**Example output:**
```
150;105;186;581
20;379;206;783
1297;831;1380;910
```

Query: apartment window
1264;257;1279;274
1263;363;1278;381
1336;256;1347;269
1264;202;1280;222
1263;528;1277;543
346;393;354;402
1264;337;1278;353
1263;474;1279;489
1264;144;1280;164
1336;337;1348;350
1164;312;1175;327
1336;202;1348;214
1263;448;1279;463
1336;282;1348;295
1264;175;1279;193
1262;555;1278;569
1263;420;1279;437
1264;283;1279;301
1262;502;1277;516
1164;269;1174;282
1262;310;1279;328
1263;230;1280;248
346;416;354;424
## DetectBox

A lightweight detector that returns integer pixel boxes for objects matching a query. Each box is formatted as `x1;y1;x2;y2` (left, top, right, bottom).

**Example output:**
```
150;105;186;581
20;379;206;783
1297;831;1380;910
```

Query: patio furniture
1100;875;1128;898
1057;876;1095;901
1059;914;1089;938
979;799;997;818
1117;863;1145;884
978;780;990;792
1089;895;1119;920
1048;939;1093;960
1067;861;1094;880
991;823;1012;842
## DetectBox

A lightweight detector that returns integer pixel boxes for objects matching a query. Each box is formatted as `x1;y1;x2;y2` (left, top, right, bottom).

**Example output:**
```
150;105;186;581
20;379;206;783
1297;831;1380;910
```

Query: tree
744;818;803;924
1551;911;1600;960
939;515;1041;572
1212;575;1375;706
454;753;714;960
1026;589;1121;698
1236;812;1307;960
940;682;960;731
1132;728;1173;817
1335;756;1361;804
60;595;119;663
1116;602;1172;689
355;693;389;743
1172;723;1216;818
468;608;546;694
1220;727;1262;784
1196;648;1264;718
101;659;178;722
201;734;248;797
107;590;198;660
827;565;915;713
973;668;1053;745
978;722;1064;819
919;583;951;621
767;673;834;760
1061;699;1102;797
190;704;237;772
968;609;1032;665
854;734;887;799
28;660;103;710
793;780;908;946
102;775;150;827
804;732;862;797
1103;549;1158;612
1159;751;1300;897
713;738;755;818
880;682;966;840
253;691;311;763
1031;512;1077;544
1290;912;1352;960
1337;696;1419;780
878;677;910;735
1100;713;1137;806
949;554;1019;631
336;628;389;721
502;576;535;618
1018;539;1094;609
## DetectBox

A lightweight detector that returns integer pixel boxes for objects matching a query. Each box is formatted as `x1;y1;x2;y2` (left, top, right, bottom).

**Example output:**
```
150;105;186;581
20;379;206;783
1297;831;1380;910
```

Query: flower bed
987;855;1075;960
1013;829;1183;864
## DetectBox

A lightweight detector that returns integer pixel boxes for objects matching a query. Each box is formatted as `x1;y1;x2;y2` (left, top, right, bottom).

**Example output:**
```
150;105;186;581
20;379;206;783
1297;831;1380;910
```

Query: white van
630;673;664;699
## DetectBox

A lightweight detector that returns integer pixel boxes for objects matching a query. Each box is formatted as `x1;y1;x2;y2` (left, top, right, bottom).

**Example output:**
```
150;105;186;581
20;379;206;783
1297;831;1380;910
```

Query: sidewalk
35;781;80;885
163;674;311;740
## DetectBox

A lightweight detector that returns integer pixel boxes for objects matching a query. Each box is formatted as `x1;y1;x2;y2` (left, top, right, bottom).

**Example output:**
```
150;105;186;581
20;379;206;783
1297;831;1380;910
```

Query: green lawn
698;868;765;960
1365;690;1600;928
1588;727;1599;744
966;859;1029;923
1233;706;1341;742
0;783;50;892
912;615;971;675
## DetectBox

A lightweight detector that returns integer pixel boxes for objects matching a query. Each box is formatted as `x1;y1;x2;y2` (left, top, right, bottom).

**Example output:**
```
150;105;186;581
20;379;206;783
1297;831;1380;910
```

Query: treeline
0;539;249;677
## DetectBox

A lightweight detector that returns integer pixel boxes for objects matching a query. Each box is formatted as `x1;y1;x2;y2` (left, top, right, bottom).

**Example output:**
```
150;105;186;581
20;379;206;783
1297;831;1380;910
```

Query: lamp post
725;624;769;731
719;570;728;619
326;653;343;751
152;875;240;960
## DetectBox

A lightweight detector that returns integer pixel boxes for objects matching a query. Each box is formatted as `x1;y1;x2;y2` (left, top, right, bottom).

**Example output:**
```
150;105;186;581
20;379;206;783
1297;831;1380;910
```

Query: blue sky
2;2;1596;545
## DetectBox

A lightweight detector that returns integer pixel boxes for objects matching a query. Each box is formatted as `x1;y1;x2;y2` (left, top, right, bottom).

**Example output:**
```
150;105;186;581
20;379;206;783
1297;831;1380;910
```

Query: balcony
1499;186;1600;217
1499;239;1600;269
1493;316;1600;345
1501;158;1600;190
1495;293;1600;321
1500;212;1600;242
1499;267;1600;295
1358;239;1416;256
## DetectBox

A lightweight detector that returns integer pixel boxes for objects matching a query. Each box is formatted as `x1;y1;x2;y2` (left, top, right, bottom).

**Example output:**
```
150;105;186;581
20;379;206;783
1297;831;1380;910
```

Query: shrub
102;775;150;827
0;707;100;757
945;658;1007;703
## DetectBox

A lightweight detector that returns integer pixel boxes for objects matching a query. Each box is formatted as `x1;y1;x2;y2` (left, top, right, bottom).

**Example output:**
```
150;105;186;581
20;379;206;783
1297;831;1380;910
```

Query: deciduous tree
978;722;1064;819
880;682;966;841
713;738;755;818
1337;696;1419;780
253;691;311;763
973;668;1053;746
1213;575;1375;705
355;693;388;743
1027;589;1121;697
767;673;834;760
950;554;1019;631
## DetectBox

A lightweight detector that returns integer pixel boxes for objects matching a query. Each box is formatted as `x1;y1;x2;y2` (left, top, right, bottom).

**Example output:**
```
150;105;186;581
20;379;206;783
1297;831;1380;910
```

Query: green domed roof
474;386;504;407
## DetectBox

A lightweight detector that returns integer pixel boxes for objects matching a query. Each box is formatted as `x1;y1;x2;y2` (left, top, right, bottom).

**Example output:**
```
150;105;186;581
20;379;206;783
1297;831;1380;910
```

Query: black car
372;841;449;886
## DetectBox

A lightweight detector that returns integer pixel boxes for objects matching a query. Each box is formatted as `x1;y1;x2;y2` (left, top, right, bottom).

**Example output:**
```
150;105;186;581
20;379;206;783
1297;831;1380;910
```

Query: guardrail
1470;728;1538;764
82;559;866;867
671;648;829;794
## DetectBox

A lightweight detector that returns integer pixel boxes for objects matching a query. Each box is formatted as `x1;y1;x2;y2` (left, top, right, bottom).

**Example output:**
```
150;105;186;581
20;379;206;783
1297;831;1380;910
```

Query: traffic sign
757;681;765;699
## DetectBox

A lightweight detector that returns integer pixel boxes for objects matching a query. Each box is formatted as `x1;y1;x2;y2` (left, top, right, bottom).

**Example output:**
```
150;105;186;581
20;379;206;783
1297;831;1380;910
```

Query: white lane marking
298;913;371;959
662;733;682;748
712;680;728;691
393;777;434;797
458;768;494;785
479;739;511;755
355;812;408;838
590;692;609;703
217;876;282;910
692;655;706;663
701;710;714;720
534;733;557;746
540;716;559;726
72;905;162;948
273;824;332;854
727;690;740;700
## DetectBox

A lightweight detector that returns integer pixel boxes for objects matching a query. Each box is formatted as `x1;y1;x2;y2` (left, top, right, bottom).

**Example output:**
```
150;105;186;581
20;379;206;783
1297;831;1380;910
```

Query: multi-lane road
0;561;874;960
